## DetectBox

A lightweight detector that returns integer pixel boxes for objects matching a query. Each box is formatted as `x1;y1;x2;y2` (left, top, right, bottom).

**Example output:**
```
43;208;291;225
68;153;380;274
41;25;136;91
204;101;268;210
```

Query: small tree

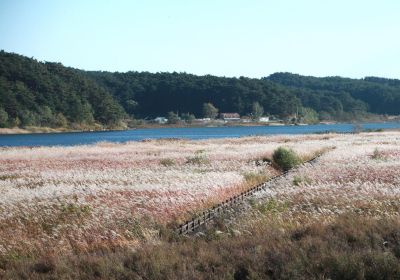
0;108;8;128
272;147;302;171
352;122;363;133
18;110;35;127
166;111;180;124
7;117;20;128
37;105;55;127
202;103;218;120
251;102;264;122
126;100;138;115
298;107;319;124
55;113;68;128
182;113;195;124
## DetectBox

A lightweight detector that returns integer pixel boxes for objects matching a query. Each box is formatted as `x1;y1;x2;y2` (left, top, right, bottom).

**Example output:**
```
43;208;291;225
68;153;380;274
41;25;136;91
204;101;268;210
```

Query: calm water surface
1;123;400;147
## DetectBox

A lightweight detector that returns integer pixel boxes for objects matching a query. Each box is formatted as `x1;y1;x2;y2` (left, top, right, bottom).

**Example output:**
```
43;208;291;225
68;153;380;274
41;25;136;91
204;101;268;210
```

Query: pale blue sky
1;0;399;79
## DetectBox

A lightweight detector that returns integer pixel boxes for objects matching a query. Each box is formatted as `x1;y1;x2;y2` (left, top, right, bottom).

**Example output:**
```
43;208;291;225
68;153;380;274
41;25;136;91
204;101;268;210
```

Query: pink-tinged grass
1;132;398;261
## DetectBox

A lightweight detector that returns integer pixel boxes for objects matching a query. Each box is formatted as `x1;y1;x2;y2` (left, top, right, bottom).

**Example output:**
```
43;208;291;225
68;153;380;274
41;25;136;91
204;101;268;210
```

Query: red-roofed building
220;113;240;120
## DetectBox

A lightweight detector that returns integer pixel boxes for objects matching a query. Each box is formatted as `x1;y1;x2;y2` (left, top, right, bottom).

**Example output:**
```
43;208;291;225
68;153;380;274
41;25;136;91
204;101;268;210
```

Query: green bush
371;148;386;161
293;176;302;185
186;150;210;165
293;175;313;186
160;158;176;167
272;147;302;171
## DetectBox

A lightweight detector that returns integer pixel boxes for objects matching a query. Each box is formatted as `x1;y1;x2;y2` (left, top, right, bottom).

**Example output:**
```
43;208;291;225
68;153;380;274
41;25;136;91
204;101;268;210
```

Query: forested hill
0;51;299;128
80;70;299;119
1;51;400;129
265;72;400;116
0;51;125;128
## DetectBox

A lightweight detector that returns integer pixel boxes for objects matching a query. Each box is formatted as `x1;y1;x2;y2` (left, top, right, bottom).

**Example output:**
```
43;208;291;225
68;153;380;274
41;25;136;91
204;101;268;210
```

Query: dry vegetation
1;132;400;279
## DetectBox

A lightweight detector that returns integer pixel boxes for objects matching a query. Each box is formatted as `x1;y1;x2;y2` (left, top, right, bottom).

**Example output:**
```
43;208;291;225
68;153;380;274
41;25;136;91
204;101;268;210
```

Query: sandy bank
0;128;32;134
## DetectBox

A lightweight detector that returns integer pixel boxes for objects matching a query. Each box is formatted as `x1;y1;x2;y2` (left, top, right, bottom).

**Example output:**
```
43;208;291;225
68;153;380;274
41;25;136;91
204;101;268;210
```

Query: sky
1;0;399;79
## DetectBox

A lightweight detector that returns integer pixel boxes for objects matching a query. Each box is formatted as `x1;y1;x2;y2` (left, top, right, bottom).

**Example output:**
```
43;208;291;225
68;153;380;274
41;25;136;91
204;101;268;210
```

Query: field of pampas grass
1;131;400;279
0;134;329;258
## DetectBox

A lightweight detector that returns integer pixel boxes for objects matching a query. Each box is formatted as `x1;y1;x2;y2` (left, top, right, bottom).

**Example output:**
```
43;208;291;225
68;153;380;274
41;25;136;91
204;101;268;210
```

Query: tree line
0;51;124;128
80;70;300;120
1;51;399;129
265;72;400;121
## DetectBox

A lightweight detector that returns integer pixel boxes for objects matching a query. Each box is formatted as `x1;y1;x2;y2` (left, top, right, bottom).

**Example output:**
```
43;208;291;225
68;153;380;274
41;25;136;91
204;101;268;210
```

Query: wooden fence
174;154;323;235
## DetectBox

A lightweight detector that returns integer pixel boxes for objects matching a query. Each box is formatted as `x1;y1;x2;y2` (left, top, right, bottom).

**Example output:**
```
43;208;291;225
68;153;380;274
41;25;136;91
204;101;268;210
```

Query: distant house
259;117;269;122
154;117;167;123
220;113;240;121
194;118;211;123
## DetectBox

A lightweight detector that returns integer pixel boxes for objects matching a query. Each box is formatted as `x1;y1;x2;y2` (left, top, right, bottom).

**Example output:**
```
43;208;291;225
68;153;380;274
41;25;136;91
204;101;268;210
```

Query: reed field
1;131;400;279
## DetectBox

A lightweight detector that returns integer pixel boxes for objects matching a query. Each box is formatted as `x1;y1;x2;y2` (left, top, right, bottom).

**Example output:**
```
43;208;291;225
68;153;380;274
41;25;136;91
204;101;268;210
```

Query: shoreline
1;120;399;135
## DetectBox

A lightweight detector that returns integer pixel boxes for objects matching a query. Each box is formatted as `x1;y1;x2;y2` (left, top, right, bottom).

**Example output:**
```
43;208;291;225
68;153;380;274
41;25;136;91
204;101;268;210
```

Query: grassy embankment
0;121;280;134
1;132;400;278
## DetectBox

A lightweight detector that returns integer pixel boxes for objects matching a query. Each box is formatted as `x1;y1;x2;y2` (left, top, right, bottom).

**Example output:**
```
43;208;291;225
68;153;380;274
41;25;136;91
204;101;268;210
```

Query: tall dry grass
1;131;400;278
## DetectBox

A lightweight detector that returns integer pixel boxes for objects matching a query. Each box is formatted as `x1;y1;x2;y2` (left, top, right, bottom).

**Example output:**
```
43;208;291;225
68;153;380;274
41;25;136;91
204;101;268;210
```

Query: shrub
352;123;363;133
293;175;312;186
251;198;289;214
272;147;302;171
186;150;209;165
160;158;176;167
314;130;340;135
293;176;302;185
371;148;386;161
363;128;374;133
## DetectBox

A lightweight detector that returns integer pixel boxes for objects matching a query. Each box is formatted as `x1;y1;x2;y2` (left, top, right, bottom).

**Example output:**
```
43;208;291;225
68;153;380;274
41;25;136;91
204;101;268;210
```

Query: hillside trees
2;51;399;129
0;51;125;128
265;72;400;117
82;70;300;119
0;108;8;127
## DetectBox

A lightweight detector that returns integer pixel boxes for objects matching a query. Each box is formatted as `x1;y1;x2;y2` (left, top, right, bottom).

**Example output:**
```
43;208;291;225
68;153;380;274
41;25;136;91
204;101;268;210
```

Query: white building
154;117;167;123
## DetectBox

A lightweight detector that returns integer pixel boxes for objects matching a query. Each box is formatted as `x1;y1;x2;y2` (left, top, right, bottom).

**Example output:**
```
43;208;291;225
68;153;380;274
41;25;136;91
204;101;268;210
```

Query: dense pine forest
1;50;399;129
265;72;400;119
0;51;125;129
80;70;299;120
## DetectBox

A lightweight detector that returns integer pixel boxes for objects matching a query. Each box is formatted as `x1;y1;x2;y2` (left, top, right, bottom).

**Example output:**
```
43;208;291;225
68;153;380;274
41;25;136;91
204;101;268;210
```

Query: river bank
1;118;399;135
0;126;128;135
0;123;282;134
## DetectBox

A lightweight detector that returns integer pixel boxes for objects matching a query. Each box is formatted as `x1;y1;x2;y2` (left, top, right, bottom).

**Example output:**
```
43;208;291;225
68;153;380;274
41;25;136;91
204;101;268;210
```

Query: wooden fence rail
174;153;324;235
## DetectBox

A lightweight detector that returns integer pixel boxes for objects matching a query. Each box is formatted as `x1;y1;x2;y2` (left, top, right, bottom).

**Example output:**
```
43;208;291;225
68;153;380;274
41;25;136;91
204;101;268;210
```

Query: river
1;123;400;147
